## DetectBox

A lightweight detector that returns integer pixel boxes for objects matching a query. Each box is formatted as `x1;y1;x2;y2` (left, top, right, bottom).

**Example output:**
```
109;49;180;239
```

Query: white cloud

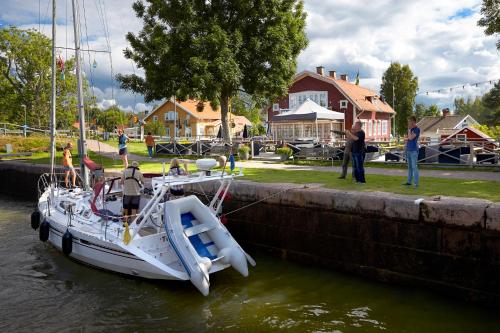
2;0;499;112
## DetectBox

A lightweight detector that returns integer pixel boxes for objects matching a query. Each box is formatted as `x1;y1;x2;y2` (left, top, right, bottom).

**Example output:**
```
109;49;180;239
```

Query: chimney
316;66;325;76
329;70;337;79
340;74;348;81
442;108;450;117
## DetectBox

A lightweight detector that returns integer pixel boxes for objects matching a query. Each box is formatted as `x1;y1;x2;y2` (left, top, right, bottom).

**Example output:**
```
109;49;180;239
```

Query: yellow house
143;98;251;139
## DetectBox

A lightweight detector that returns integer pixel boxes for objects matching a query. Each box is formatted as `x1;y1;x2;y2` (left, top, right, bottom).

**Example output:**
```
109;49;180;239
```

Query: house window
382;120;388;135
340;100;348;109
273;103;280;111
367;120;372;136
185;126;192;137
456;134;467;142
153;115;158;122
165;127;170;137
289;91;328;109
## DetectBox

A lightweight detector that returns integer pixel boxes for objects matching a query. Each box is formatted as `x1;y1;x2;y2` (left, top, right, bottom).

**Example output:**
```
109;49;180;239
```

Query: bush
276;147;293;156
238;145;250;154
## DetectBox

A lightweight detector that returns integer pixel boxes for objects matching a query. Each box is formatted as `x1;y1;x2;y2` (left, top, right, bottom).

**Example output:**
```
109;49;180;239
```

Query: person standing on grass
403;116;420;188
118;129;129;169
338;129;354;180
345;121;366;184
145;132;155;158
62;142;76;188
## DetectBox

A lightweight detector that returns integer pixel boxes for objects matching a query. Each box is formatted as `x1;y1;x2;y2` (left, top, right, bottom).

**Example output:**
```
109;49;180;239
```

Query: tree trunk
220;96;231;143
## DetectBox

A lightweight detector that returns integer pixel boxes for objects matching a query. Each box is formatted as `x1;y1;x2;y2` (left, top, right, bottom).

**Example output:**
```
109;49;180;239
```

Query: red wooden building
267;66;395;141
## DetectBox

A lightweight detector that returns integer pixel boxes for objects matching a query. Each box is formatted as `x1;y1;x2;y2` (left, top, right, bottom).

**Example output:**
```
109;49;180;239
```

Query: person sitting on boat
62;142;76;188
168;158;189;196
121;161;144;223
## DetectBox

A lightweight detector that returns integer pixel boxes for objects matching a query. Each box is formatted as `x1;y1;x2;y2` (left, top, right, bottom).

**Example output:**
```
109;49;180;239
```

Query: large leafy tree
117;0;308;141
482;80;500;124
380;62;418;136
478;0;500;49
0;27;85;129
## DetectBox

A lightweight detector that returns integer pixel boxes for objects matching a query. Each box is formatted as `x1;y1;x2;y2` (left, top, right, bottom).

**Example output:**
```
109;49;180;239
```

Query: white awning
273;98;344;121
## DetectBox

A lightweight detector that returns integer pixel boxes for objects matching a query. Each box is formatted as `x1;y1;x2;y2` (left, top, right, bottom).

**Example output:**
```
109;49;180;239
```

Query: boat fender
62;230;73;256
39;219;50;242
31;210;41;230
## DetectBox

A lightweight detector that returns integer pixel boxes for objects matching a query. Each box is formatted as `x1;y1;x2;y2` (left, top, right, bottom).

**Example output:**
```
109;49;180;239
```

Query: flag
355;69;360;85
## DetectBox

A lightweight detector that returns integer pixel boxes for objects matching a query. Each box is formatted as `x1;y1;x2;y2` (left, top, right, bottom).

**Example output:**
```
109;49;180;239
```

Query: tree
424;104;440;117
414;103;426;120
0;27;84;129
97;106;127;133
144;120;166;136
482;81;500;125
454;96;488;123
380;62;418;136
478;0;500;50
117;0;308;141
474;124;500;142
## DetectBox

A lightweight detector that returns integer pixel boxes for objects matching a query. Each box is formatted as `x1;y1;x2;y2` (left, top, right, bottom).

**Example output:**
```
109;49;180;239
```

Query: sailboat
31;0;254;296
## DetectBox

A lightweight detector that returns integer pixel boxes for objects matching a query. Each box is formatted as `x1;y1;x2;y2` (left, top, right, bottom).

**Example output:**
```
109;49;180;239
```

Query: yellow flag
123;222;131;245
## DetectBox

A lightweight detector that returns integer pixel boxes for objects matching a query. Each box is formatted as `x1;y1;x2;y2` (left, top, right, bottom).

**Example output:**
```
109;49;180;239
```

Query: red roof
294;70;395;114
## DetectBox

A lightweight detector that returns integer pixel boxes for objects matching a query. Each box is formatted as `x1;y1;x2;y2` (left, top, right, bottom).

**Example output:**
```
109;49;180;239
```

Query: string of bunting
418;78;500;95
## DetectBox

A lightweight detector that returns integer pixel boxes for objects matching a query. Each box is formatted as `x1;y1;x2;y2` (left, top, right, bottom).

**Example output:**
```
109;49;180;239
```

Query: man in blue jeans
345;121;366;183
403;116;420;187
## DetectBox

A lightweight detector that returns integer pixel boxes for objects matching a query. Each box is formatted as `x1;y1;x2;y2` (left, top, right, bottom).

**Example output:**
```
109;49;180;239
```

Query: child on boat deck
63;142;76;188
168;158;189;196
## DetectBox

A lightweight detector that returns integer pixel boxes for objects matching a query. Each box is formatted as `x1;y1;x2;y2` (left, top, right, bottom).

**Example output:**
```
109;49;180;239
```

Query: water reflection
0;198;499;333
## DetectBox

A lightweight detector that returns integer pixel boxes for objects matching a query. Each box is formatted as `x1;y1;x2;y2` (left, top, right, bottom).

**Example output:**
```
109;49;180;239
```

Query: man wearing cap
121;161;144;222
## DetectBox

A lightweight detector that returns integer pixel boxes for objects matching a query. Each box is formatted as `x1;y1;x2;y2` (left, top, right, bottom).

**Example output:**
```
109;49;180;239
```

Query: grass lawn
241;168;500;202
8;151;499;201
285;159;500;172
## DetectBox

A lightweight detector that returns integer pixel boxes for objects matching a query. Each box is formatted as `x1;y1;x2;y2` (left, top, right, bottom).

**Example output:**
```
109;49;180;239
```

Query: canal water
1;198;500;333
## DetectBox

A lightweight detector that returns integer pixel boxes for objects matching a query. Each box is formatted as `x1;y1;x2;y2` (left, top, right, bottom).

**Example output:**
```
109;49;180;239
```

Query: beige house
143;98;251;139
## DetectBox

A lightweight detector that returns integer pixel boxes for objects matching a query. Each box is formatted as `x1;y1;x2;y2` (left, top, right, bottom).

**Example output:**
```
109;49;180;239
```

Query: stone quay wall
2;161;499;305
187;180;500;306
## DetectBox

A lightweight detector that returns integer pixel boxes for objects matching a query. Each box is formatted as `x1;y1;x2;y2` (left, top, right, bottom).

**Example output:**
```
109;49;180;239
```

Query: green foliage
144;120;166;136
0;134;72;153
482;81;500;125
414;103;440;119
474;124;500;142
478;0;500;49
380;62;418;136
238;145;250;154
276;147;293;156
97;106;128;132
117;0;308;141
0;27;88;129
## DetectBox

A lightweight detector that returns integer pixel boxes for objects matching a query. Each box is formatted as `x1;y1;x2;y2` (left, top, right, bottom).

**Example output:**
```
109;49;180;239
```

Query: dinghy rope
220;184;321;218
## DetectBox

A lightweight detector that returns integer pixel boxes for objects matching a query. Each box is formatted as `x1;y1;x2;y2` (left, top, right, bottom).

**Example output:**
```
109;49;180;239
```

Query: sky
0;0;499;112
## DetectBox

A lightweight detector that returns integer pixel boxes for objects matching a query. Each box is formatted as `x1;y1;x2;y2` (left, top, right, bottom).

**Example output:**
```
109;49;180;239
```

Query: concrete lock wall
186;181;500;306
1;161;499;305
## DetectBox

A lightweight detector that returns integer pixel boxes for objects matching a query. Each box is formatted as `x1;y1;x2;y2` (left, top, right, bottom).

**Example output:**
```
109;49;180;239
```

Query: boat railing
37;172;85;198
128;185;169;241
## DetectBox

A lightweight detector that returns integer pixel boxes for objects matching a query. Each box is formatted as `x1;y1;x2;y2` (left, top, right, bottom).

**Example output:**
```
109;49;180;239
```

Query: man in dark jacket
345;121;366;183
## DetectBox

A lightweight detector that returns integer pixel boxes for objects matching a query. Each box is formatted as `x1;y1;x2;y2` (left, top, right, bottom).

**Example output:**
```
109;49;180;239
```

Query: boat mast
71;0;89;189
49;0;57;183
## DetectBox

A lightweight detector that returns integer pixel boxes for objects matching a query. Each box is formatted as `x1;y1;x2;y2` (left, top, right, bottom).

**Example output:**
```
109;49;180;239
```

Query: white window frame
382;120;388;135
340;100;348;109
153;115;158;122
185;126;192;137
273;103;280;111
165;127;170;137
456;134;467;142
289;91;328;109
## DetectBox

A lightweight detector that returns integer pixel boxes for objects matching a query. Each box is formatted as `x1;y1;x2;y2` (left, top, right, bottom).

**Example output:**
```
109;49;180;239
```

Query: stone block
486;203;500;231
420;197;490;227
383;194;420;222
397;222;441;252
441;228;482;257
